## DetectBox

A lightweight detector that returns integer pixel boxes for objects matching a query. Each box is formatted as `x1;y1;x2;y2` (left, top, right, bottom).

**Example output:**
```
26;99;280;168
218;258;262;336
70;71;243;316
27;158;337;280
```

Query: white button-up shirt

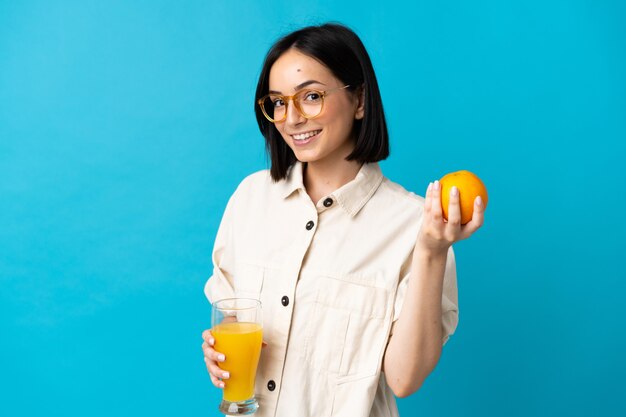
205;161;458;417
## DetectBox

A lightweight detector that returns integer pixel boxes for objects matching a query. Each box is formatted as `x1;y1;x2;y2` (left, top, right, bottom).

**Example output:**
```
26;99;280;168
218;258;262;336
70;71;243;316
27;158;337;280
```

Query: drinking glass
211;298;263;415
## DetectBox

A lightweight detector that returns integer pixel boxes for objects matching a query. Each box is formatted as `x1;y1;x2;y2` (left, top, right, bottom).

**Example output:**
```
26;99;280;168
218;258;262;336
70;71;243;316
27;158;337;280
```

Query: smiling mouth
291;129;322;142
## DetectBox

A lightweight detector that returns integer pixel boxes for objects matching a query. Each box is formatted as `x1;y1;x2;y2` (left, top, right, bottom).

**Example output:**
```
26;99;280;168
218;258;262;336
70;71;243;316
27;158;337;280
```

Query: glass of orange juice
211;298;263;415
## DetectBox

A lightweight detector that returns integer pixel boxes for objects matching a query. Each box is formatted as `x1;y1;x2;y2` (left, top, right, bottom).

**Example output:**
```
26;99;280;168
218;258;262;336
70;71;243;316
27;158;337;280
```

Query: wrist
413;242;449;262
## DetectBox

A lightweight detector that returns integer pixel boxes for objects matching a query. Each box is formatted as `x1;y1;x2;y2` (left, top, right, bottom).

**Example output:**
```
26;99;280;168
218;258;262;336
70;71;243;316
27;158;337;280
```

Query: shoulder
376;177;425;214
238;169;273;190
358;175;425;228
229;168;276;203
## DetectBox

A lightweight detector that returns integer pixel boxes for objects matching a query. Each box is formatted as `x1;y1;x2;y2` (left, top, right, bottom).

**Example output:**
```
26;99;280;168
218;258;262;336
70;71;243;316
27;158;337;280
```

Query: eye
303;91;322;102
272;98;285;108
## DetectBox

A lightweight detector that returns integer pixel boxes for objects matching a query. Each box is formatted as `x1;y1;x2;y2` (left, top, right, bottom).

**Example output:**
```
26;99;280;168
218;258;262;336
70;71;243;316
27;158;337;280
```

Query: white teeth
292;130;321;141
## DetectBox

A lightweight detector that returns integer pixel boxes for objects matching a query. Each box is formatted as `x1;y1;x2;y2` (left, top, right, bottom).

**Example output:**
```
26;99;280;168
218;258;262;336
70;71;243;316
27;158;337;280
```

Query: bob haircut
254;23;389;182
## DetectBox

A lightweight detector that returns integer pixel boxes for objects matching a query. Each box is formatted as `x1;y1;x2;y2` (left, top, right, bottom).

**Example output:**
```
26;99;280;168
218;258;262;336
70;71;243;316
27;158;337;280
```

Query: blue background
1;1;625;416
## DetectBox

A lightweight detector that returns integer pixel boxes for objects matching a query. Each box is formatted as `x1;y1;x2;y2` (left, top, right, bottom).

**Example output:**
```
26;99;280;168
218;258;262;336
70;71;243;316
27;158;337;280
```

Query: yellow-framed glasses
257;85;351;123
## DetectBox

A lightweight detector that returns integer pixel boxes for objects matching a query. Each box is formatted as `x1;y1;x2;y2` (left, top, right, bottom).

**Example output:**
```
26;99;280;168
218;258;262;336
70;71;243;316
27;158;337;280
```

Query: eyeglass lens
262;90;323;121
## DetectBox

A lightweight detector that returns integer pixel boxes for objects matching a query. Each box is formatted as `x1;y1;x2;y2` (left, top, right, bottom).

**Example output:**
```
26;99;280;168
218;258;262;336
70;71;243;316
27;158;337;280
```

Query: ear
354;85;365;120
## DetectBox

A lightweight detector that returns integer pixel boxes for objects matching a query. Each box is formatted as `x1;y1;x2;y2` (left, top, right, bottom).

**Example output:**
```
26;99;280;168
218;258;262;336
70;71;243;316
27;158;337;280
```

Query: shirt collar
279;161;384;217
279;161;305;199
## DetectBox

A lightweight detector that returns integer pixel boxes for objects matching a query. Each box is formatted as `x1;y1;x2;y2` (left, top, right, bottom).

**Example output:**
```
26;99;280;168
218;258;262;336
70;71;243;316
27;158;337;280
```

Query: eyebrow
268;80;326;95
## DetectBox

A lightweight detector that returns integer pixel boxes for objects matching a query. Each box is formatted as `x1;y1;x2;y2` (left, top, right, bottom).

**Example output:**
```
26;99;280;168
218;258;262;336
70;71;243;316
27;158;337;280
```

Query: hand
202;329;230;389
201;329;268;389
416;180;485;255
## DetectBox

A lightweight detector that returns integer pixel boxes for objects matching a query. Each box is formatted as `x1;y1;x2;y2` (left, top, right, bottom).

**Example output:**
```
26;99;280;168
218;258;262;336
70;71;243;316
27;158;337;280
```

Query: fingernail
427;182;433;192
434;180;440;190
222;372;230;379
219;382;225;388
451;186;458;197
209;338;215;346
218;354;225;362
476;196;483;206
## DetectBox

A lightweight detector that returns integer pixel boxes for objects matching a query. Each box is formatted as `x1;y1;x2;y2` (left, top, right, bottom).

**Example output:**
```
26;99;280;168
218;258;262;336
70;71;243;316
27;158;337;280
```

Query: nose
284;98;305;127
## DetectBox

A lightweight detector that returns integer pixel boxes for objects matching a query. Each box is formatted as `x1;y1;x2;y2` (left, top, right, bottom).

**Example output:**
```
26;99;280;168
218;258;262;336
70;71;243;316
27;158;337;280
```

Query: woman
201;23;484;417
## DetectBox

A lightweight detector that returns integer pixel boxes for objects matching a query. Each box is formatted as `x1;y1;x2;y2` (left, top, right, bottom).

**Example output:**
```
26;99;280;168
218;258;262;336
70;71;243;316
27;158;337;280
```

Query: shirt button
281;296;289;306
267;380;276;391
323;198;333;207
306;220;314;230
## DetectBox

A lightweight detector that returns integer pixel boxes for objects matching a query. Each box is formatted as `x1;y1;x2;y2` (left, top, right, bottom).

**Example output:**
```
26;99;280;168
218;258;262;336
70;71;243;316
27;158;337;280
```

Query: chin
293;150;323;163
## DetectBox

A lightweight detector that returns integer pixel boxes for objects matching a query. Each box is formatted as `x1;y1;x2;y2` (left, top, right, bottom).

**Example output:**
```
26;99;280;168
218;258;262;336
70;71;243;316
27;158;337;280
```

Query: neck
303;146;363;205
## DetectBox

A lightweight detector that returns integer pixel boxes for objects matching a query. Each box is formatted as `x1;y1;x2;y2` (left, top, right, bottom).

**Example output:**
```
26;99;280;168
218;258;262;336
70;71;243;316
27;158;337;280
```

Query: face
268;48;364;165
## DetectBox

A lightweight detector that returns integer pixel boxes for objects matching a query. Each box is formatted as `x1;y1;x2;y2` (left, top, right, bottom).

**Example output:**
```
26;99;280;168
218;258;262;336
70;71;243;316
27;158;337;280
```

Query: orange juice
212;321;263;402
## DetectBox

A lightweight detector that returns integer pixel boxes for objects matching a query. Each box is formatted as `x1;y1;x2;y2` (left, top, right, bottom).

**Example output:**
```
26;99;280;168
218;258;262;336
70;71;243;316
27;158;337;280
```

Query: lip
290;129;321;147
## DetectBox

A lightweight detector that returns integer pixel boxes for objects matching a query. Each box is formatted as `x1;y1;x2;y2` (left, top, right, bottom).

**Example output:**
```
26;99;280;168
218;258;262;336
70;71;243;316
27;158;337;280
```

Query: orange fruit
439;170;488;225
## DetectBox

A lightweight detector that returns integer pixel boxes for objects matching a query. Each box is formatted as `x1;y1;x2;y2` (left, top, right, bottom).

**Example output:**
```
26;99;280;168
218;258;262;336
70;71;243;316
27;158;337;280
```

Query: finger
208;361;230;380
431;180;443;222
211;374;225;389
202;330;215;346
205;359;226;389
446;186;462;228
213;350;226;363
262;340;268;348
459;196;485;239
201;343;224;363
424;182;433;216
203;345;226;363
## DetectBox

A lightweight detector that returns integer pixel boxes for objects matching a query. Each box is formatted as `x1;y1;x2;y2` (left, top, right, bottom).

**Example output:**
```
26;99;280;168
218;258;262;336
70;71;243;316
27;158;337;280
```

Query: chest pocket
234;262;264;300
304;273;390;380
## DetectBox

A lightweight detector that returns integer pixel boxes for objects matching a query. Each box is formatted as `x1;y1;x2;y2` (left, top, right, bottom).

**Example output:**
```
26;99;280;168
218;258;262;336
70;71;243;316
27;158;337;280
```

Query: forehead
268;49;336;92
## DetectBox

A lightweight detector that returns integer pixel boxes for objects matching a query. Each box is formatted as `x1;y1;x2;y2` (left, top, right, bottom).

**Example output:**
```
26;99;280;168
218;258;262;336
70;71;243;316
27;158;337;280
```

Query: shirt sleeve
390;246;459;345
203;190;238;304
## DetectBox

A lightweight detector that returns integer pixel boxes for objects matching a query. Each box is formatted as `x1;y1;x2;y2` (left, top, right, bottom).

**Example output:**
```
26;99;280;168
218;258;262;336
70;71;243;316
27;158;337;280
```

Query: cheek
321;101;354;133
